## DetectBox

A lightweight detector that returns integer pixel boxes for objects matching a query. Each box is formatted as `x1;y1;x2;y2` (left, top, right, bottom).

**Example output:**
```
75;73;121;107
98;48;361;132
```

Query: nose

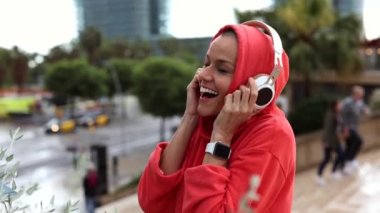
198;66;213;82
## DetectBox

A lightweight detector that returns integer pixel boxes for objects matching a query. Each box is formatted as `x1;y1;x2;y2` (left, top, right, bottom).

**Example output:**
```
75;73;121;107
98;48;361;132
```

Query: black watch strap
205;141;231;160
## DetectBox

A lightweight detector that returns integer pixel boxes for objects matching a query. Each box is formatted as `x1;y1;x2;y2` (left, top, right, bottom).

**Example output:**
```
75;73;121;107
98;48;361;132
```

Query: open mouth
200;87;218;98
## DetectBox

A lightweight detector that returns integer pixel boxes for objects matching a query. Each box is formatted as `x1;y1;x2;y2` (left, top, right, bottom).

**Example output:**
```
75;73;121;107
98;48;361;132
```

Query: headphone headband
242;20;283;69
241;20;284;110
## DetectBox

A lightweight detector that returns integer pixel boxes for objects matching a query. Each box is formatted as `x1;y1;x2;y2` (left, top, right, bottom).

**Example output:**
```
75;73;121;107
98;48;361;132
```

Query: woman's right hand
184;68;202;117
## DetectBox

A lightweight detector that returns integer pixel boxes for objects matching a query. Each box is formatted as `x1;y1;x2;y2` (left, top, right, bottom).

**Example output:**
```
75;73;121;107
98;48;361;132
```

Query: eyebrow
205;55;235;68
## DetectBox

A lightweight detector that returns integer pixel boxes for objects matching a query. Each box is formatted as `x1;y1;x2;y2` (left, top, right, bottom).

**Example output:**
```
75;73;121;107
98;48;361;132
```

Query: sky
0;0;379;55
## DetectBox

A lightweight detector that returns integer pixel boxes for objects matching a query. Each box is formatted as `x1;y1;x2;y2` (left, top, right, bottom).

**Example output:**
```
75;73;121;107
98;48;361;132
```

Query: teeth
200;87;218;95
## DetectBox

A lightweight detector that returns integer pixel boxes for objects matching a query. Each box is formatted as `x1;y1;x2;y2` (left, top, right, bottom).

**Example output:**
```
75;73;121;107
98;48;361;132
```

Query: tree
0;48;11;88
317;14;363;75
45;59;108;115
79;27;102;65
99;39;130;60
10;46;29;94
44;44;80;64
235;0;363;98
132;57;194;141
158;37;181;56
104;58;136;96
158;37;202;66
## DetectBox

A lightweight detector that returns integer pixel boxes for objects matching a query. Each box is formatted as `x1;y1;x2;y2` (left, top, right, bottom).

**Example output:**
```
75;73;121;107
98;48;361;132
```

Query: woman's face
197;32;238;116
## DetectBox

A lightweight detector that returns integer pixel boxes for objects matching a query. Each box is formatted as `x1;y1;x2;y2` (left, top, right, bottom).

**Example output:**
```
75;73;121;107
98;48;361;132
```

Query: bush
288;95;339;135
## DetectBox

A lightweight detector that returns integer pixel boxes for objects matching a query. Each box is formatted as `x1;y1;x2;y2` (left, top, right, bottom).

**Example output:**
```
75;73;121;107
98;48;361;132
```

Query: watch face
215;143;230;158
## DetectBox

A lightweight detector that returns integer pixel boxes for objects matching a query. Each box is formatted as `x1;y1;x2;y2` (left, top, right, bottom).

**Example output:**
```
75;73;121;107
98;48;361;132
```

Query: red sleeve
182;150;289;213
137;142;184;213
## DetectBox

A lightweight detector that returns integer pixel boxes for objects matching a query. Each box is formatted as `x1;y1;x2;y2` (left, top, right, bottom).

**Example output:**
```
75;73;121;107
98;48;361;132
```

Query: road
0;110;180;212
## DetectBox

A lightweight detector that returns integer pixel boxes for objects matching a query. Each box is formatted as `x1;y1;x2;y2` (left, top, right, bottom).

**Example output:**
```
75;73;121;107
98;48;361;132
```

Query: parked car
76;111;110;128
45;117;76;134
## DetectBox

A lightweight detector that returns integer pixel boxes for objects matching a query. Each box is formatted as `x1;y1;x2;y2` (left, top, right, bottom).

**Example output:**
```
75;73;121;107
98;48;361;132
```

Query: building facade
75;0;168;40
333;0;363;17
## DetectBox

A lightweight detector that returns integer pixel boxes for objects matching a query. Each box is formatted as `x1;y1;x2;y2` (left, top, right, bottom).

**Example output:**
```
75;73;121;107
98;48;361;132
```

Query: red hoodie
138;23;296;213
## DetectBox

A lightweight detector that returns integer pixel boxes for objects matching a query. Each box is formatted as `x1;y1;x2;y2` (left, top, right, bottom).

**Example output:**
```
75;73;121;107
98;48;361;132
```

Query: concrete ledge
295;116;380;172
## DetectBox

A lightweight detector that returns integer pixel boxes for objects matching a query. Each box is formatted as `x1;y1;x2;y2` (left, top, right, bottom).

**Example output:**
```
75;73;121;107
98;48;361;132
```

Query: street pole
108;66;127;120
104;62;127;154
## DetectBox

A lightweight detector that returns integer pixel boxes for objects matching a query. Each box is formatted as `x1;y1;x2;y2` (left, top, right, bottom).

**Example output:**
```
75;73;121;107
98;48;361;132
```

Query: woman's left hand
212;77;259;144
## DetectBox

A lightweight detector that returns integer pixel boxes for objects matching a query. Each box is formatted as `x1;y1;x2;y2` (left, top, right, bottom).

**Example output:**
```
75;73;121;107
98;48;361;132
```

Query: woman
316;100;346;185
138;20;296;213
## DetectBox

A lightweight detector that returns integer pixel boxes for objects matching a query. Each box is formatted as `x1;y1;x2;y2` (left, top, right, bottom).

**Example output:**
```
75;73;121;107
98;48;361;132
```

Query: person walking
340;85;370;173
83;162;99;213
316;100;346;186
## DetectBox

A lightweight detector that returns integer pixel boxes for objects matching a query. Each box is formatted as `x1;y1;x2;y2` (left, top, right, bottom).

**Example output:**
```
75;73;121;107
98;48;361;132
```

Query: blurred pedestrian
83;162;99;213
316;100;346;186
340;85;370;173
138;20;296;212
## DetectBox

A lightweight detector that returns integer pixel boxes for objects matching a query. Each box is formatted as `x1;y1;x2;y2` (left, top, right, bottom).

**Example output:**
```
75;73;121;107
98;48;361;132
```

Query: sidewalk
96;148;380;213
95;148;152;213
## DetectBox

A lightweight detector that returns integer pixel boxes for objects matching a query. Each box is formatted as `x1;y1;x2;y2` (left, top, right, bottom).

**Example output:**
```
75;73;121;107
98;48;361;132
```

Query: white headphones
242;20;284;110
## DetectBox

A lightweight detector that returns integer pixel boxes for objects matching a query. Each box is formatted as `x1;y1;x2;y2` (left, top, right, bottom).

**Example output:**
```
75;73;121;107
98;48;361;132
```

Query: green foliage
0;48;11;85
79;27;103;65
278;0;335;37
132;57;194;117
105;59;136;96
158;37;203;66
317;14;363;74
0;128;79;212
10;47;29;89
44;45;80;64
236;0;364;99
288;95;338;135
158;37;180;56
289;41;320;76
127;40;152;60
79;27;102;54
45;59;108;100
98;40;130;61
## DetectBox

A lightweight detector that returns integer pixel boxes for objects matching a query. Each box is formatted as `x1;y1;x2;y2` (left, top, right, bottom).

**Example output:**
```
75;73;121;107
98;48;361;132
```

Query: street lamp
103;62;127;149
104;62;127;120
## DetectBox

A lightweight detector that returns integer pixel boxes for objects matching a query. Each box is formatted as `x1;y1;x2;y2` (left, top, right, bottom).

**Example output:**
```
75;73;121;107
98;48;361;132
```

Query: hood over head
214;23;289;104
199;21;290;136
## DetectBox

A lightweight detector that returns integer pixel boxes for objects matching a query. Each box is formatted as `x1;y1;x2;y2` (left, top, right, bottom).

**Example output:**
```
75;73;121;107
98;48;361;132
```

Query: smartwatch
205;141;231;160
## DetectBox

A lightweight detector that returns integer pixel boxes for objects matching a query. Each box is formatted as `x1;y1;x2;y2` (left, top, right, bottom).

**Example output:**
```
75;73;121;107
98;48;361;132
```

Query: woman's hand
212;77;259;144
184;68;202;117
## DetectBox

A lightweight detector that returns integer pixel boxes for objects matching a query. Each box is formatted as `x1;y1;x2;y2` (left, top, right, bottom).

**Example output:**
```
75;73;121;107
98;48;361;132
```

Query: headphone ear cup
254;75;275;109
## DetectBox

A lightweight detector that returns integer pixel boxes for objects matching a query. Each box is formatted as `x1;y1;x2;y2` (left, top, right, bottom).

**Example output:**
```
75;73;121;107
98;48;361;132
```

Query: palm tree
277;0;335;96
317;14;363;75
236;0;363;97
79;27;102;65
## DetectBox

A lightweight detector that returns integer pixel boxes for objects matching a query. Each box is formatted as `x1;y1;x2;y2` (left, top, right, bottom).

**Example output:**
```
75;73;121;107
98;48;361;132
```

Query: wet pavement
96;148;380;213
0;112;179;212
293;148;380;213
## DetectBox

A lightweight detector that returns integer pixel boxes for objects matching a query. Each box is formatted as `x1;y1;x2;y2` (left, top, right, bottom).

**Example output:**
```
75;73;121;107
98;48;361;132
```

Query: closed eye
218;69;229;74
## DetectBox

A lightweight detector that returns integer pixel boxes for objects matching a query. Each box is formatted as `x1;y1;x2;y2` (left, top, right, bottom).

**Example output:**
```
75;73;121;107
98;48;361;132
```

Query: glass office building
333;0;363;17
75;0;168;40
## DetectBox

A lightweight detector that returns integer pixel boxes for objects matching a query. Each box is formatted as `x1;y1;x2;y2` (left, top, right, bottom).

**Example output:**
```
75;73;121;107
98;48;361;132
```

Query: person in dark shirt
83;162;98;213
316;100;346;186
